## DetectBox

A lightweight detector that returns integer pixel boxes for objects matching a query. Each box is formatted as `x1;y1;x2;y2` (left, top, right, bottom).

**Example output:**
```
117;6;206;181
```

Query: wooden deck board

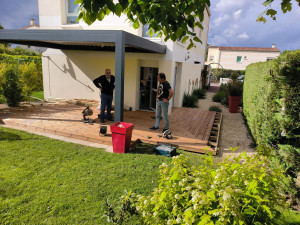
1;105;218;154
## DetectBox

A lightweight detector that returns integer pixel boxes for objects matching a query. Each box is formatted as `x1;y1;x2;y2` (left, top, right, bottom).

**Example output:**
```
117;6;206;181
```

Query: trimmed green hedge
243;50;300;177
212;68;245;81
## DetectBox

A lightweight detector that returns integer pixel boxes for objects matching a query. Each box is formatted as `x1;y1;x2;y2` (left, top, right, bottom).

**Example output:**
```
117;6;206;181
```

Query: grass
0;127;299;224
30;91;44;101
0;127;203;224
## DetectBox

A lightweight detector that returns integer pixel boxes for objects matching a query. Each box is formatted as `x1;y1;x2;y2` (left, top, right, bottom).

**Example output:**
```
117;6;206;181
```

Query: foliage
76;0;209;49
2;66;23;107
113;152;289;224
18;62;40;98
201;65;209;89
228;80;243;96
212;92;225;102
209;105;222;112
211;69;245;82
257;0;300;23
243;49;300;179
0;126;186;224
192;88;206;99
182;93;198;108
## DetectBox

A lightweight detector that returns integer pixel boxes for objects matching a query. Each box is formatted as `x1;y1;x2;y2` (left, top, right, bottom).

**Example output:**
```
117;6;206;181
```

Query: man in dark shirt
93;69;115;123
150;72;174;132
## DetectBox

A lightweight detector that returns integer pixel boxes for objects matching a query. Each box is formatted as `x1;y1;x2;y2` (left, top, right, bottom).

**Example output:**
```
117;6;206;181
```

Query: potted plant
227;80;243;113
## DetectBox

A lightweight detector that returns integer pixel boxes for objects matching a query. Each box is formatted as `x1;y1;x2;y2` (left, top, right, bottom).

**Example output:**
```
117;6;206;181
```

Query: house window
244;56;247;60
142;24;159;38
267;57;276;61
66;0;80;24
237;56;242;63
209;56;214;62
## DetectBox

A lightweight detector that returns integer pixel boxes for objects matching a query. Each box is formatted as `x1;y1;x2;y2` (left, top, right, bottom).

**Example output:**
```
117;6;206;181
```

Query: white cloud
213;14;229;27
237;32;249;40
234;9;242;20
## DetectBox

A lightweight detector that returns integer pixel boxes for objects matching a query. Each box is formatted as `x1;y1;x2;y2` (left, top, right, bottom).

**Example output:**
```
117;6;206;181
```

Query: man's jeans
154;100;169;129
100;93;113;120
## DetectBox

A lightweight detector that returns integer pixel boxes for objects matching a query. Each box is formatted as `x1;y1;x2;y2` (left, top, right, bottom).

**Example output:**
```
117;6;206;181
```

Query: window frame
66;0;80;24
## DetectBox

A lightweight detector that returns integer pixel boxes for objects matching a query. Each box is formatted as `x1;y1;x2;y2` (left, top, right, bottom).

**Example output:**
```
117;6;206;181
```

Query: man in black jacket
93;69;115;123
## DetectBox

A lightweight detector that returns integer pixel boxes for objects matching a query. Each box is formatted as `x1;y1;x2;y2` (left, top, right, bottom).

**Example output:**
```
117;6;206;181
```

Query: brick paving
0;102;217;154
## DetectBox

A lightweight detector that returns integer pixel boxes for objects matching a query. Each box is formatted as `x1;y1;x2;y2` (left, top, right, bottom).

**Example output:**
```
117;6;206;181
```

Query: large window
66;0;80;24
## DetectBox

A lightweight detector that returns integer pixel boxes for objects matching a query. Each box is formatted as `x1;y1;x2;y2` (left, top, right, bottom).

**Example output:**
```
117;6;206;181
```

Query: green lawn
0;127;299;224
30;91;44;101
0;127;201;224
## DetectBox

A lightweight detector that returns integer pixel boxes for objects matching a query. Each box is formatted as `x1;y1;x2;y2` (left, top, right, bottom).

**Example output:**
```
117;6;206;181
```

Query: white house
207;45;280;70
36;0;211;113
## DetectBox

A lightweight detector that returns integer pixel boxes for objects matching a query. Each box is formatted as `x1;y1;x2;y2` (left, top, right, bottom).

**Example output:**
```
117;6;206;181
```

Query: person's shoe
149;126;159;130
162;128;169;133
100;119;105;123
107;118;114;121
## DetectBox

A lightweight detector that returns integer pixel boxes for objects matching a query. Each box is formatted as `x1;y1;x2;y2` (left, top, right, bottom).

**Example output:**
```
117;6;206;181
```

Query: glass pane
67;16;79;24
68;0;79;13
237;56;242;62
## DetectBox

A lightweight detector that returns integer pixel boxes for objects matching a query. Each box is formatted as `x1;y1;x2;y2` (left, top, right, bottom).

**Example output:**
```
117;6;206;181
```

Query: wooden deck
1;103;220;154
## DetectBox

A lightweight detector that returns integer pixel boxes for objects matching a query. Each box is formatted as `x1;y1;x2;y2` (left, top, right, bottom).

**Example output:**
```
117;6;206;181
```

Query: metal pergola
0;29;167;122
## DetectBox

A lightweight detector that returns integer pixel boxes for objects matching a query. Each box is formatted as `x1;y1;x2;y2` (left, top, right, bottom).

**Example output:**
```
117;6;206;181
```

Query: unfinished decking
0;103;220;154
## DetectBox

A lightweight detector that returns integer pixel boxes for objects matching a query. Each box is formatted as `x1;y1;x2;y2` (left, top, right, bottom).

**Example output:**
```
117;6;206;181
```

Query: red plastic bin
110;122;134;153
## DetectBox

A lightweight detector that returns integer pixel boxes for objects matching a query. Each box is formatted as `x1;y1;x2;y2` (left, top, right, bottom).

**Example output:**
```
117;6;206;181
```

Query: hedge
211;68;245;81
243;50;300;177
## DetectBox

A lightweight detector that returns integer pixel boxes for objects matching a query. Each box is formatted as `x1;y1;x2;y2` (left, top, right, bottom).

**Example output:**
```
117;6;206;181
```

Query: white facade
38;0;211;111
207;46;280;70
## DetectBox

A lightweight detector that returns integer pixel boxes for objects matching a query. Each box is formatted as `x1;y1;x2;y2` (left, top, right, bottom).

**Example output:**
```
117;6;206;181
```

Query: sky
0;0;299;51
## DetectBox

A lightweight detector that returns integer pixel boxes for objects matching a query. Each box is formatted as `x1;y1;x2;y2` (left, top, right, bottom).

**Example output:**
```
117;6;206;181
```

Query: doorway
139;67;158;110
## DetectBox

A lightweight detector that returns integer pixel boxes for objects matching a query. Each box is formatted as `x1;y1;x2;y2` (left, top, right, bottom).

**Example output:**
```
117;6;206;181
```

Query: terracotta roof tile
209;46;280;52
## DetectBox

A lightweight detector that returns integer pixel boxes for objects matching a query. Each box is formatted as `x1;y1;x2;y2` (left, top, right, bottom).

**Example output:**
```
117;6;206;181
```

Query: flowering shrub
116;152;288;225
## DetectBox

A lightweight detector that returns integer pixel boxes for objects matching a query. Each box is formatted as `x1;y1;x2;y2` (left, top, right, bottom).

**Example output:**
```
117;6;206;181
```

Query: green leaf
207;191;215;200
97;10;106;21
115;3;123;17
266;9;277;16
181;36;189;43
281;2;292;13
263;0;273;7
193;36;201;43
133;20;140;29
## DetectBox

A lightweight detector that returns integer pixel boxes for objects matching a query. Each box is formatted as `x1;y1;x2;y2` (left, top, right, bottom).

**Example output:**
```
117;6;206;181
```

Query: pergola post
114;31;125;122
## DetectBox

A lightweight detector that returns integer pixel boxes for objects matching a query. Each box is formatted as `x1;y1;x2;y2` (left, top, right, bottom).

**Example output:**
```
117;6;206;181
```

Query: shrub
209;105;222;112
192;88;206;99
228;80;243;96
211;68;245;81
0;95;6;103
212;92;225;102
182;93;198;108
110;153;289;224
2;67;23;107
18;62;40;98
218;83;228;93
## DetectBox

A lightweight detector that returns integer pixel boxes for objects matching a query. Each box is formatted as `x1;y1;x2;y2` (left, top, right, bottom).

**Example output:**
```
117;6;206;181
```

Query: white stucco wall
218;51;280;70
38;0;211;111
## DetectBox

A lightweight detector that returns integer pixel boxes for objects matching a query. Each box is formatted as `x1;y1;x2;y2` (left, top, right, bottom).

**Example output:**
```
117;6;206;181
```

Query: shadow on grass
130;142;180;157
0;131;22;141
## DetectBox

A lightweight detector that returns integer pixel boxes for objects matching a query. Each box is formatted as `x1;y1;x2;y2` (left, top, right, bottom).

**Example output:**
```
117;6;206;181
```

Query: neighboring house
36;0;210;112
207;45;280;70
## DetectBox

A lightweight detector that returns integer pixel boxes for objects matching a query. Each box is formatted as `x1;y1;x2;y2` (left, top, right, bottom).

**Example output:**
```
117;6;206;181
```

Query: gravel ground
198;83;256;159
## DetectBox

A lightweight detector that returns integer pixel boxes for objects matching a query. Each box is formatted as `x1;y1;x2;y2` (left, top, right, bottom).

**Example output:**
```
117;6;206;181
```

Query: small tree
3;67;23;107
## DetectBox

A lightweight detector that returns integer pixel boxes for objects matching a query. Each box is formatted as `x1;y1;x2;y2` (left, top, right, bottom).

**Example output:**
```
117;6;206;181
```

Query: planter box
228;96;241;113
